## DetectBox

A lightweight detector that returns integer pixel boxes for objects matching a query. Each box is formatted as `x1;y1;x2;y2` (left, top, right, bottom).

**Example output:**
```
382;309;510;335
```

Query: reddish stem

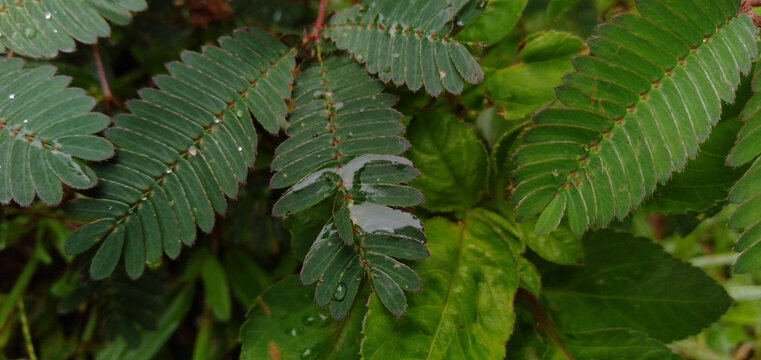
741;0;761;26
305;0;328;43
93;42;120;110
519;289;575;360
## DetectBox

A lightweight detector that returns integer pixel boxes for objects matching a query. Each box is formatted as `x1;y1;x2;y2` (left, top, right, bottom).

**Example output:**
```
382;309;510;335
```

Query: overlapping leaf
361;213;519;360
323;0;484;96
512;0;758;236
0;57;113;206
728;64;761;273
65;28;296;280
0;0;147;58
272;55;427;320
539;230;731;342
239;276;365;360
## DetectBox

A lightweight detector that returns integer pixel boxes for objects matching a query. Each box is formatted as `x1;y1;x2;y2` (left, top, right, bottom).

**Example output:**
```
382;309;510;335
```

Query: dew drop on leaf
333;282;347;301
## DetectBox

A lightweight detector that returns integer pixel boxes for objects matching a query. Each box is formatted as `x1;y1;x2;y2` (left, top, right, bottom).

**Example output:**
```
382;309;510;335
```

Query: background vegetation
2;0;761;359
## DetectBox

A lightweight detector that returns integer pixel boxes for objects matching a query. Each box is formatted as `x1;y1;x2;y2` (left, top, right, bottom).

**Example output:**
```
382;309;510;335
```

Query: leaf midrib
424;221;466;360
101;51;294;227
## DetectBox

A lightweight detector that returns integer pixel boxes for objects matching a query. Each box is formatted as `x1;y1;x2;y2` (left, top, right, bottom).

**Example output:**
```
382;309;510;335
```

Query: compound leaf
65;28;296;280
0;58;112;206
324;0;484;96
512;0;757;236
0;0;147;58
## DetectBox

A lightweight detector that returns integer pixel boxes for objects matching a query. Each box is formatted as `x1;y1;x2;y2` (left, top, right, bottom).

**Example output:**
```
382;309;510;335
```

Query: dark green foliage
539;230;731;342
272;54;427;320
0;58;113;206
0;0;147;58
3;0;761;358
728;64;761;273
324;0;484;96
58;271;165;348
65;29;296;280
513;0;757;236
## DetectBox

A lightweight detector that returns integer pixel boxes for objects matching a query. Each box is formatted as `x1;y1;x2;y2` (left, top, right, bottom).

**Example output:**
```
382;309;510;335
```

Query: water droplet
318;314;328;321
552;169;559;177
290;328;297;337
235;110;244;117
391;53;400;58
333;282;347;301
22;119;28;124
302;349;312;358
238;146;243;152
383;66;391;73
165;168;172;174
53;29;58;33
44;12;52;20
8;94;15;100
141;197;148;201
302;316;315;326
457;20;464;26
312;90;323;98
213;117;221;124
24;28;35;38
359;108;365;113
333;102;344;110
188;145;198;156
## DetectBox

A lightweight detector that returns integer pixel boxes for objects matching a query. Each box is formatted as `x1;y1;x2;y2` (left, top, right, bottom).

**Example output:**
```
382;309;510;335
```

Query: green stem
727;285;761;301
0;252;40;332
669;340;730;360
17;300;37;360
191;310;213;360
690;253;739;268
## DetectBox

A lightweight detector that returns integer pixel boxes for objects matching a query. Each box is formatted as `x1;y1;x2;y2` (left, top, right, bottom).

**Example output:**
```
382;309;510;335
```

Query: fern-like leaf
0;57;113;206
272;55;427;320
323;0;484;96
728;64;761;273
65;29;296;280
0;0;146;58
512;0;757;236
58;270;165;348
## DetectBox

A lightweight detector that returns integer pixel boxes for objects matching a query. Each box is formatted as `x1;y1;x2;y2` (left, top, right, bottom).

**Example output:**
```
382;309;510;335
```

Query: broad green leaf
456;0;528;46
563;329;681;360
239;276;364;360
0;59;112;206
201;252;232;322
0;0;146;58
407;110;489;213
486;31;586;119
517;257;541;296
540;230;731;342
324;1;484;95
643;118;746;214
66;29;296;280
361;216;519;360
513;1;758;236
